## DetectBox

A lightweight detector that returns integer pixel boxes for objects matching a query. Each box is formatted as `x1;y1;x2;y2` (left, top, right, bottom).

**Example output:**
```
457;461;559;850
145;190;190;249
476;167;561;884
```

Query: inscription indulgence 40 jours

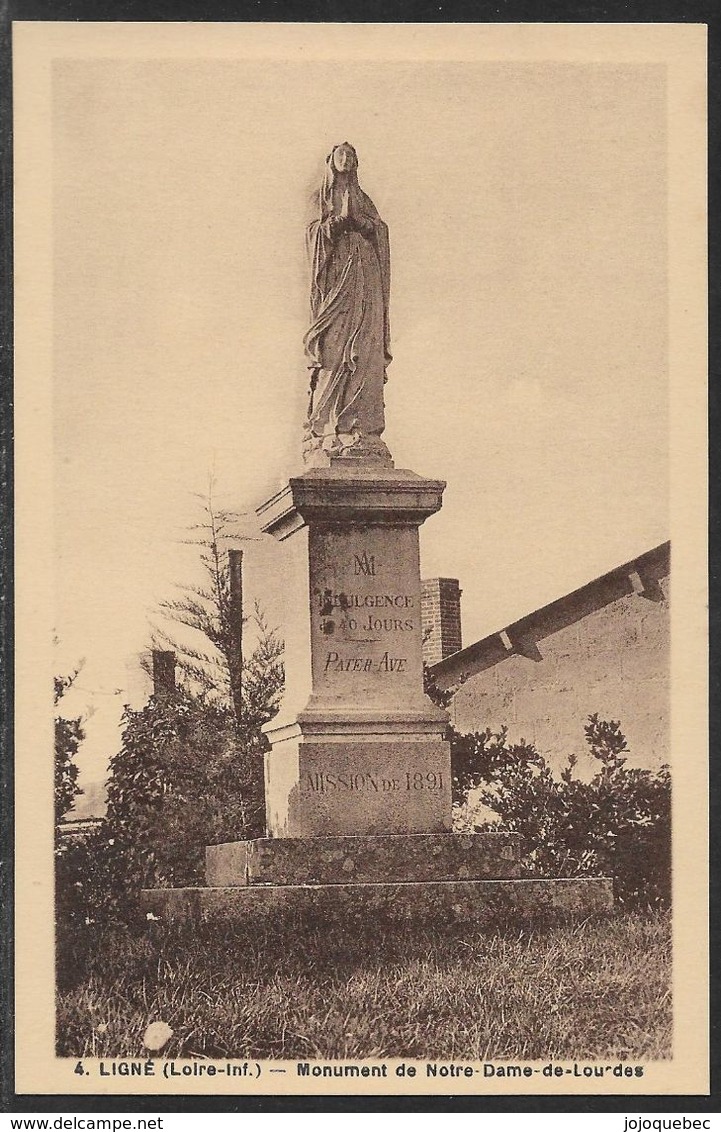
319;590;415;631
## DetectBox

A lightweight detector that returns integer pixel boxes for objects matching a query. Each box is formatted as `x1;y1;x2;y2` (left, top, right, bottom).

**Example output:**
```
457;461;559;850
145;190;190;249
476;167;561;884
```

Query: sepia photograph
12;21;708;1099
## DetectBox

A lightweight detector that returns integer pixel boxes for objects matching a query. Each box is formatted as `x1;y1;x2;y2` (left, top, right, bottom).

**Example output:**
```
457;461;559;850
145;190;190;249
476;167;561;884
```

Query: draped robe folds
303;177;391;453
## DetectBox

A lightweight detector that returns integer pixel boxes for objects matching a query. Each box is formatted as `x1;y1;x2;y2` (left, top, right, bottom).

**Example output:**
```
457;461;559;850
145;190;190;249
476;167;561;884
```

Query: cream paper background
13;22;707;1097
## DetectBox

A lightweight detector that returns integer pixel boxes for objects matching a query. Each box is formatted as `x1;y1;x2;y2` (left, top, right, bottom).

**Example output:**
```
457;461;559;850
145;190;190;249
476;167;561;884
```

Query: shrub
54;672;84;828
108;689;264;881
56;687;268;948
450;714;671;911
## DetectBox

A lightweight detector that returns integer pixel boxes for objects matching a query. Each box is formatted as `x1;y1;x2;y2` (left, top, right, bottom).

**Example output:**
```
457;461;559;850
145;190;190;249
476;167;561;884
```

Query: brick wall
421;577;462;666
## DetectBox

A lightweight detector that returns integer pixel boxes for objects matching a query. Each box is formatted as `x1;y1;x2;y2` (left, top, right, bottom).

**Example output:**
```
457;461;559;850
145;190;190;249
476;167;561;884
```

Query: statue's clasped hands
324;214;374;240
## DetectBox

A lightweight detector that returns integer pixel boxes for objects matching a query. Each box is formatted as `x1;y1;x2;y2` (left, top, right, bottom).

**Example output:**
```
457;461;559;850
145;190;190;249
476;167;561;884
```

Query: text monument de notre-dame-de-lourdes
145;145;613;923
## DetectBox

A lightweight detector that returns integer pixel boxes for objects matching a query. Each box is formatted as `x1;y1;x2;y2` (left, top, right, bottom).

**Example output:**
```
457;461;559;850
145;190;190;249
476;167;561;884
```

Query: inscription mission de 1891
304;771;445;794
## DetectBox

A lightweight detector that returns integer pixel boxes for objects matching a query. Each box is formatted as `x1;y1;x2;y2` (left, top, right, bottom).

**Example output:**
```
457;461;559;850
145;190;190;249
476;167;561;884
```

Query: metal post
152;650;176;696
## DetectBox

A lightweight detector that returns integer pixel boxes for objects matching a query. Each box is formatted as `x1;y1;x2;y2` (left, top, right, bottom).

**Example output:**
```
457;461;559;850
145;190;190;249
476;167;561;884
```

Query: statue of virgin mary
303;143;393;465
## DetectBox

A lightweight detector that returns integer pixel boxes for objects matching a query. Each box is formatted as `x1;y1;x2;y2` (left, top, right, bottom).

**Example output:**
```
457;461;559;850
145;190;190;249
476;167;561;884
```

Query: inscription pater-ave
324;651;407;674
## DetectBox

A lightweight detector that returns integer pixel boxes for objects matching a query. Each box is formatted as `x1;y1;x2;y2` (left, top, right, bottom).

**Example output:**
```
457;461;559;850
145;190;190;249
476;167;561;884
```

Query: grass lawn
56;910;671;1062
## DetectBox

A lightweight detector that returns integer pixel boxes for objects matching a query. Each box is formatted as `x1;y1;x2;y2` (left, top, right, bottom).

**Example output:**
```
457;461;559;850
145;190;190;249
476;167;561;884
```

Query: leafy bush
56;687;269;961
450;714;671;910
109;689;265;884
54;671;84;828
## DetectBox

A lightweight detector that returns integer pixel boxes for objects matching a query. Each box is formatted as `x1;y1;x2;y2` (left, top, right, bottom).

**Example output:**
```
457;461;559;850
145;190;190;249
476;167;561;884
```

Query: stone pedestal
256;464;452;837
144;878;614;927
206;832;524;886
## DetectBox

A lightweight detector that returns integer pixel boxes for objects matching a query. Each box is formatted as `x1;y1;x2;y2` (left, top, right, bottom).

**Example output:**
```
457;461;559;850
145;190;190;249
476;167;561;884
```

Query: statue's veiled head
330;143;358;175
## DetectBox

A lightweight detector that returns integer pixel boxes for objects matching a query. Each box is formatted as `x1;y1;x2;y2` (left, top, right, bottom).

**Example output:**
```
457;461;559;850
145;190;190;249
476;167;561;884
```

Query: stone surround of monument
144;145;612;926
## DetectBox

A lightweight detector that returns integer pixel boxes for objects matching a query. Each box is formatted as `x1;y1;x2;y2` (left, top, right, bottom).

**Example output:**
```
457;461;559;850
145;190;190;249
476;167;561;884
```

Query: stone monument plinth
257;464;451;838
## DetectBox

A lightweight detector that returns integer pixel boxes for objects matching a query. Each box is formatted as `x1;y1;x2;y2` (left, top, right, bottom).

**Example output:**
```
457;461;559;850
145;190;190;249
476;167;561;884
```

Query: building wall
433;548;669;775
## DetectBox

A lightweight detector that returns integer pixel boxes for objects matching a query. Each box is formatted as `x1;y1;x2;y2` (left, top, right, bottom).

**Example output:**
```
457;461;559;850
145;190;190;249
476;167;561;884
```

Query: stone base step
205;833;523;887
143;877;613;927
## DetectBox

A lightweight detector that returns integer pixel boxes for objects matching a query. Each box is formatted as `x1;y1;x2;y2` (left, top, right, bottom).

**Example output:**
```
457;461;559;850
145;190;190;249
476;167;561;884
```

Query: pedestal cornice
257;467;446;541
265;705;449;745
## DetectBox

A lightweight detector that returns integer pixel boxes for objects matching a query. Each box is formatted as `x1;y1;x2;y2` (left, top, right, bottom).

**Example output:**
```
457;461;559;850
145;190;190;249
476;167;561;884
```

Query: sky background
50;57;668;802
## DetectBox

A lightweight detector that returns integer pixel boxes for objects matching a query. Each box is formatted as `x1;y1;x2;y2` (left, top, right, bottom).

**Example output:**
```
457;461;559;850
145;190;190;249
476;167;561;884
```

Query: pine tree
151;487;284;741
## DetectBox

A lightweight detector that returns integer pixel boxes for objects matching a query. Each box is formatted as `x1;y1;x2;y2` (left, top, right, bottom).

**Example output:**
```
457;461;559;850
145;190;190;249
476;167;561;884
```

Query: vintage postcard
12;22;707;1100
